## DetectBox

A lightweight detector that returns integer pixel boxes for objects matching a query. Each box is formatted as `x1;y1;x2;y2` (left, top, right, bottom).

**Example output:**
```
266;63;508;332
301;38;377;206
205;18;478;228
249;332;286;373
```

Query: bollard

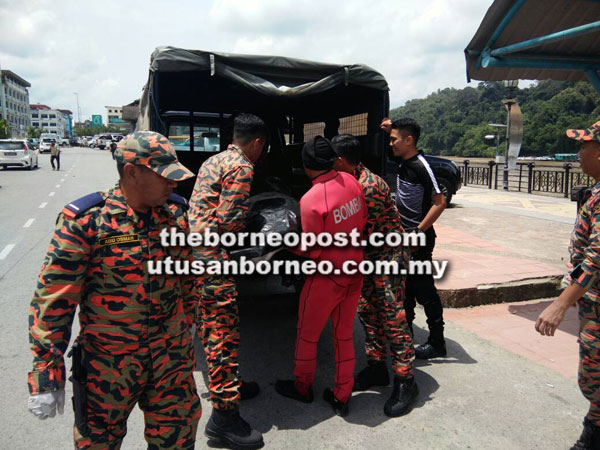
463;160;470;186
527;162;535;193
487;161;495;189
563;163;572;198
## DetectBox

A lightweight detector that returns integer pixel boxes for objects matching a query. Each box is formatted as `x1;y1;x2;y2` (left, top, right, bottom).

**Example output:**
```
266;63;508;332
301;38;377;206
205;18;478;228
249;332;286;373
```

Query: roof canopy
464;0;600;91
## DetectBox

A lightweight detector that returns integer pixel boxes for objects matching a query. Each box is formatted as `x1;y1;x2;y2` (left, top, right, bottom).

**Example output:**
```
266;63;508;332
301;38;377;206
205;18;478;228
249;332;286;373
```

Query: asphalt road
0;149;588;449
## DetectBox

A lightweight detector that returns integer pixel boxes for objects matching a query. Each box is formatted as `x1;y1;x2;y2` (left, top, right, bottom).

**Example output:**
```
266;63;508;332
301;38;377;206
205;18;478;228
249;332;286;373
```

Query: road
0;149;588;449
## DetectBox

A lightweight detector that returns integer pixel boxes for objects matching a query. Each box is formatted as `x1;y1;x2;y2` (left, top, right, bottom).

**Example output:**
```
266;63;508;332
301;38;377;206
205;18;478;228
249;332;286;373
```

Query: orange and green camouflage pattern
578;296;600;427
188;145;254;410
353;163;414;377
28;184;201;448
116;130;195;181
567;120;600;143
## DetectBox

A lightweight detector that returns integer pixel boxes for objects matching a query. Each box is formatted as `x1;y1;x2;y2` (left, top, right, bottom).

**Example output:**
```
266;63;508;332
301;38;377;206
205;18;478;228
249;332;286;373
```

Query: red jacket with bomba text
294;170;367;285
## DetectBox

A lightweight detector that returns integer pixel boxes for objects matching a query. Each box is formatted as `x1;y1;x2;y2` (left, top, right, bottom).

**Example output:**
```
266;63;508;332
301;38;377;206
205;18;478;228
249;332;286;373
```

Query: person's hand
28;390;65;420
535;302;568;336
379;117;392;133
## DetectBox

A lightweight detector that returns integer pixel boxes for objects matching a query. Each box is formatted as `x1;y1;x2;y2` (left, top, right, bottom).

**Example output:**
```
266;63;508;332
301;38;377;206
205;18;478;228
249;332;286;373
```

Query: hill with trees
389;80;600;157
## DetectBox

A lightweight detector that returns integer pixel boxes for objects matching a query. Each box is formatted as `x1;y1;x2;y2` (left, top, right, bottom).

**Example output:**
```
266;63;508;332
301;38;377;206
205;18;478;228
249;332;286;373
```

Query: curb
439;275;562;308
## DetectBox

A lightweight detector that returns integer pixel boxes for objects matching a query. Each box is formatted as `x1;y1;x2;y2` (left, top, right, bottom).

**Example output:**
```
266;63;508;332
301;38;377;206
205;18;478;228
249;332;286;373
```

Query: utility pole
73;92;81;125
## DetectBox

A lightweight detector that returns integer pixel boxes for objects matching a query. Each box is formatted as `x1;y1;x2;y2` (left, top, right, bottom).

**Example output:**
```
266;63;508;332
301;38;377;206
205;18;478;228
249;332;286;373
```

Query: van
39;133;60;153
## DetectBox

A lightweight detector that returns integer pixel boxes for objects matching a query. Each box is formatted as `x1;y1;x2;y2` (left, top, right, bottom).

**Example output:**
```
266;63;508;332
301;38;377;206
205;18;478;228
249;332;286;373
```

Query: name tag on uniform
98;234;140;247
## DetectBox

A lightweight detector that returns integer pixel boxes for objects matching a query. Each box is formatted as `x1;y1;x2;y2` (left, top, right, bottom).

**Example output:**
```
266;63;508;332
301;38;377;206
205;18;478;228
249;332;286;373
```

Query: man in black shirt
381;117;447;359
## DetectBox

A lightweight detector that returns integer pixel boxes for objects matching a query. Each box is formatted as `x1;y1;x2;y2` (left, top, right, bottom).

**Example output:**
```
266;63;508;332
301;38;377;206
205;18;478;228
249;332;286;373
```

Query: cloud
0;0;493;119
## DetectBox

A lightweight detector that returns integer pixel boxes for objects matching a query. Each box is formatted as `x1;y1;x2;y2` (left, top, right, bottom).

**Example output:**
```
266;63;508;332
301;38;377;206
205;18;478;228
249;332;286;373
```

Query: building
0;70;32;138
30;104;68;138
105;104;133;133
57;109;73;137
121;99;140;130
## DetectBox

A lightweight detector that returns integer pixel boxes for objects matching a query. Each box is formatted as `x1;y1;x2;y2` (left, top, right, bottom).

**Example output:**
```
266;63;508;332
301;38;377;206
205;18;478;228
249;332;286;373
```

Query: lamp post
73;92;81;125
488;123;507;161
501;80;519;190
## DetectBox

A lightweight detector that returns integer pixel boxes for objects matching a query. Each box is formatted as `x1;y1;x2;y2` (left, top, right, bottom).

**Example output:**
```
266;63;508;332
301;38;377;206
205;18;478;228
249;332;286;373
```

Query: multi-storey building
30;104;68;138
57;109;73;137
0;70;32;138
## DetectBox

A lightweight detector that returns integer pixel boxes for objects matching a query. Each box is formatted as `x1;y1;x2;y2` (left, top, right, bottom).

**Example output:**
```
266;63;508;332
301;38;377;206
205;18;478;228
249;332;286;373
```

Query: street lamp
501;80;519;190
73;92;81;125
488;123;507;161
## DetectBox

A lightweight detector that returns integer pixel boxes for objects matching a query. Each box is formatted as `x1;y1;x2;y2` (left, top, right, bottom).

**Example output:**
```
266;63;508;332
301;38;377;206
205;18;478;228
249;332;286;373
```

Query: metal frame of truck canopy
464;0;600;92
137;46;391;198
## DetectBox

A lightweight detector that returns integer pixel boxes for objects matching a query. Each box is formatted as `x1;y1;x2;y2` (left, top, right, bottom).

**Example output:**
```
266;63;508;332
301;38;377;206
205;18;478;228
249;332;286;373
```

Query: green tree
0;118;10;138
27;126;43;138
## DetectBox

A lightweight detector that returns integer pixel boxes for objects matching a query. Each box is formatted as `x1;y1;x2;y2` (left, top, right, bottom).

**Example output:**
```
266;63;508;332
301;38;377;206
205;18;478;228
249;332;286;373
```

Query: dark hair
331;134;361;165
117;162;125;178
391;118;421;145
233;113;268;145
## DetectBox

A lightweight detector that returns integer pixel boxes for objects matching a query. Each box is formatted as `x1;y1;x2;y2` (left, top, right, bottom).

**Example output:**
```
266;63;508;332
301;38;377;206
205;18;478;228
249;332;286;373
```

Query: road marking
60;178;65;182
39;202;48;209
23;218;35;228
0;244;15;260
56;184;61;188
49;192;55;197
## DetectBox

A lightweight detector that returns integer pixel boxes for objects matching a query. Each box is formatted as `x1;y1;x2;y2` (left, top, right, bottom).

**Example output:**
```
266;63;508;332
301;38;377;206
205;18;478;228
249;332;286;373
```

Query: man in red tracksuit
275;136;367;417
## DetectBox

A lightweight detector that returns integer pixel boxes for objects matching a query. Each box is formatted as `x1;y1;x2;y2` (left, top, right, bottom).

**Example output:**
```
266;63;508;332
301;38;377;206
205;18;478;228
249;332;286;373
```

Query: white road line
56;184;61;188
39;202;48;209
23;218;35;228
49;192;55;197
60;178;65;182
0;244;15;260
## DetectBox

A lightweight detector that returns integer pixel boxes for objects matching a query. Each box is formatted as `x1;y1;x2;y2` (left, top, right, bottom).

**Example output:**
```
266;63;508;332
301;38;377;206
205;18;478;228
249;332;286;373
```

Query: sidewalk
433;186;575;306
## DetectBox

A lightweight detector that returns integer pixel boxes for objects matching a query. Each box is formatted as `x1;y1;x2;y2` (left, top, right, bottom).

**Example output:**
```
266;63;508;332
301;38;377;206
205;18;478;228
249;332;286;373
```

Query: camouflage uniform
353;163;414;378
564;179;600;427
188;145;254;410
28;132;201;449
564;122;600;429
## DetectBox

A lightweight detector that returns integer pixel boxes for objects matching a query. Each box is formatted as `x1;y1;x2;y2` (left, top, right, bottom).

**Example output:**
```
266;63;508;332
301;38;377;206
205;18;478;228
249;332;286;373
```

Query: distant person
535;121;600;450
49;140;60;171
380;117;447;359
110;141;117;160
331;134;418;417
275;136;366;417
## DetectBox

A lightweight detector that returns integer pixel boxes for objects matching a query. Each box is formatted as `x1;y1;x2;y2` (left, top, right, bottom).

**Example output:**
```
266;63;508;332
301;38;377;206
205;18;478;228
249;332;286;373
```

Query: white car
39;137;57;153
0;139;38;170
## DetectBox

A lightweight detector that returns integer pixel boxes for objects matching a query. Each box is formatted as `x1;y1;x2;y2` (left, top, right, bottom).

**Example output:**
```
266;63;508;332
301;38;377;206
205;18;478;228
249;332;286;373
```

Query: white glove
28;390;65;420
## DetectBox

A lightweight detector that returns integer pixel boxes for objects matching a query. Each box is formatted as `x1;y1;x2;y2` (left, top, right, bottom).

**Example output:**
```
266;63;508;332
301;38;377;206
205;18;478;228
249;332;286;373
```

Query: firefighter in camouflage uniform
188;113;266;450
536;120;600;450
27;131;202;449
331;134;419;417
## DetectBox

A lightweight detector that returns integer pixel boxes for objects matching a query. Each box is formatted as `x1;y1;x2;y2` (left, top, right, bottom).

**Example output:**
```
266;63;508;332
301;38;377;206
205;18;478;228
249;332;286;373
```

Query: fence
459;160;593;198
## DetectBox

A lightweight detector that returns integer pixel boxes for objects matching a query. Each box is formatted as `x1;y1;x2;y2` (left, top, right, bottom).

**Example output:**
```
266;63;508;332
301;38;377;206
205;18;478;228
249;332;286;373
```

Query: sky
0;0;493;122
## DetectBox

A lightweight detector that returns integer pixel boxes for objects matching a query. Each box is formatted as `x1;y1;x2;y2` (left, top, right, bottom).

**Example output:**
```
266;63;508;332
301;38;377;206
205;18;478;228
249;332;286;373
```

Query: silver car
0;140;39;170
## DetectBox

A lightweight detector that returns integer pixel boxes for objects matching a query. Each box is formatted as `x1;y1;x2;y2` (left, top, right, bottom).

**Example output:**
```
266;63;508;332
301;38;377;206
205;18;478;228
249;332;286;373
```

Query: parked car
60;137;70;147
69;136;80;147
0;139;38;170
39;133;60;153
27;138;39;150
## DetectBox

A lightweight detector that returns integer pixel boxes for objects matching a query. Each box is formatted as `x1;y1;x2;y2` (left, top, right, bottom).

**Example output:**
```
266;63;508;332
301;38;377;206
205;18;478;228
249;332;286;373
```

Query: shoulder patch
63;192;105;218
168;193;189;209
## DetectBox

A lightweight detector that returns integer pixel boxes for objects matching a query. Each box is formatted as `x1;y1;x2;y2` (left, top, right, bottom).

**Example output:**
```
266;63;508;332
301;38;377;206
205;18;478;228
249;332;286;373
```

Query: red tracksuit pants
293;273;363;403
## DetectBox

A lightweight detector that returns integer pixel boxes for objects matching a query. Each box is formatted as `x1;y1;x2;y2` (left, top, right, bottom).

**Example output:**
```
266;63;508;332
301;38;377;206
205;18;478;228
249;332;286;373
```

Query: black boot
240;380;260;401
415;319;447;359
354;360;389;391
384;376;419;417
205;407;264;450
570;418;600;450
323;388;349;417
274;379;314;403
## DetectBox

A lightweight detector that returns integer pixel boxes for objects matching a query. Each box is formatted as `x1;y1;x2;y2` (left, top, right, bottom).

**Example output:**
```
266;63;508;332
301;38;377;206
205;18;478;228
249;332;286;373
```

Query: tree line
389;80;600;157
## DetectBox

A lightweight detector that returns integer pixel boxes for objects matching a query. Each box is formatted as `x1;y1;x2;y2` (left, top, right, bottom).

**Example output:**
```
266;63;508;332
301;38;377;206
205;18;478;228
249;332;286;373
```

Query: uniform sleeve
573;209;600;291
28;213;91;394
216;165;254;233
178;213;200;327
290;194;326;259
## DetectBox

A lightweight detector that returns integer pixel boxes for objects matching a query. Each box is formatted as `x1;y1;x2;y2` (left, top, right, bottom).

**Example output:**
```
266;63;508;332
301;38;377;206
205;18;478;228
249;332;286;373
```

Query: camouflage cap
566;120;600;143
115;131;194;181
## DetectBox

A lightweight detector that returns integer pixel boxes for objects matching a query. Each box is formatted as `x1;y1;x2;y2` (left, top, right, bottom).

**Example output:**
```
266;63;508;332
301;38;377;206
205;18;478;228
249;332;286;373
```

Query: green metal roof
464;0;600;92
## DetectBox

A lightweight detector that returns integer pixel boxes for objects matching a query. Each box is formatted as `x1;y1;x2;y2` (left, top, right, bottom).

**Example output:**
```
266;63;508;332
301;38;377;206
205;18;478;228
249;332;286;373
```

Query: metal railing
460;160;593;197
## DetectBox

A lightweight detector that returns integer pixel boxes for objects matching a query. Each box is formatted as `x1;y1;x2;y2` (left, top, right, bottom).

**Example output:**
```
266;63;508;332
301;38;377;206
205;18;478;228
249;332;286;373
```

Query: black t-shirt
395;152;442;231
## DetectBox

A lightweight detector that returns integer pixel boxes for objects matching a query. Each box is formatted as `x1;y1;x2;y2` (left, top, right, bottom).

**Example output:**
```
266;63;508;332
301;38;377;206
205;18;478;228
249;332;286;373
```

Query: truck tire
437;177;453;205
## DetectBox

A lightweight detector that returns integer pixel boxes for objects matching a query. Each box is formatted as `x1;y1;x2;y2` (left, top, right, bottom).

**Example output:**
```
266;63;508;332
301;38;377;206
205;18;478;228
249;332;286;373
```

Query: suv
0;139;38;170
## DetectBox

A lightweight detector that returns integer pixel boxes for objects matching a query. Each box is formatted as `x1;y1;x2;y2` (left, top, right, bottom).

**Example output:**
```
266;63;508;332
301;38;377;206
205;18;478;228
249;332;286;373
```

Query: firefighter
275;136;366;417
535;121;600;450
188;113;266;449
27;131;202;449
331;134;419;416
